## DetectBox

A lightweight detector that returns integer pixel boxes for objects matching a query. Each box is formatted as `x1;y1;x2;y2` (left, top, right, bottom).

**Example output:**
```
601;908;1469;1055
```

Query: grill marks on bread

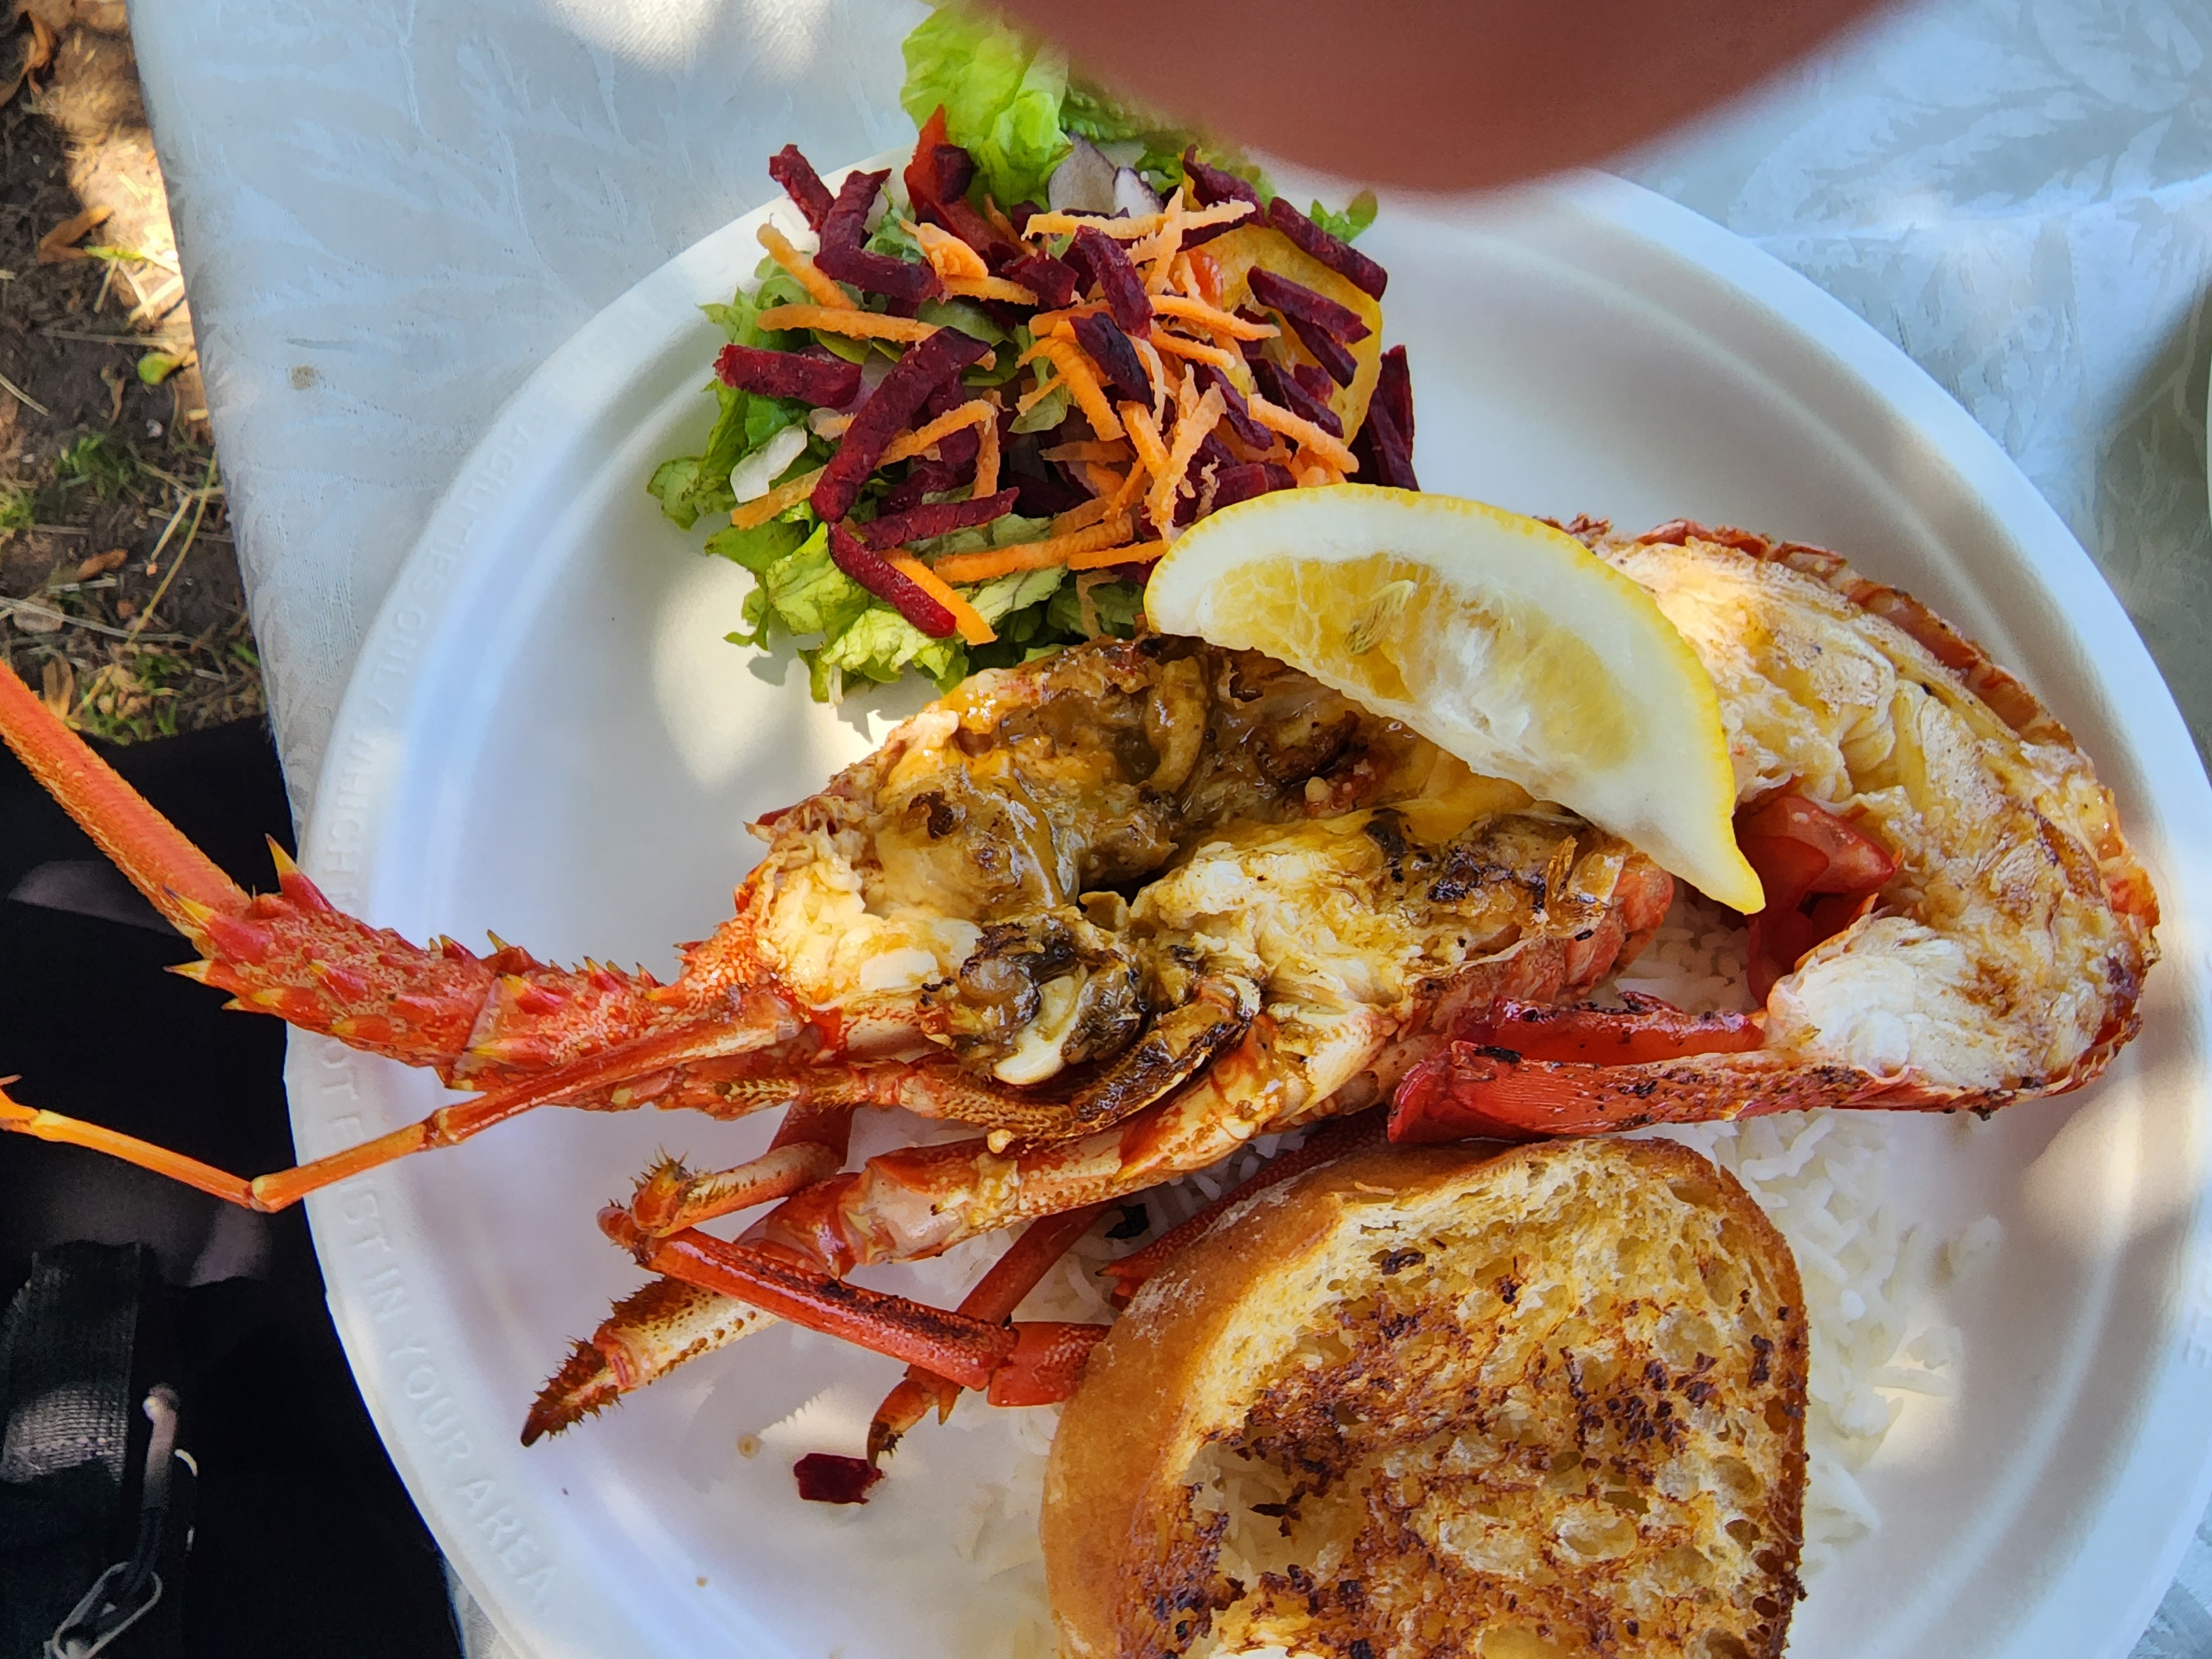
1044;1140;1808;1659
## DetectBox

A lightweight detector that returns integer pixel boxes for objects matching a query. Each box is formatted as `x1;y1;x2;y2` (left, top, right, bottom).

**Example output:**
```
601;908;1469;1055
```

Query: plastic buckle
45;1385;182;1659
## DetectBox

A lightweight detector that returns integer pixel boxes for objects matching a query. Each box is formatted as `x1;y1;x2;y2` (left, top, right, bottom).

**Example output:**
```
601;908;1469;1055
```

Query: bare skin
995;0;1895;192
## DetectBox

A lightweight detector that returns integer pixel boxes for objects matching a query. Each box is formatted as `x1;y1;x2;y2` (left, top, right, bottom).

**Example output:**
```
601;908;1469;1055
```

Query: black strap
0;1244;190;1659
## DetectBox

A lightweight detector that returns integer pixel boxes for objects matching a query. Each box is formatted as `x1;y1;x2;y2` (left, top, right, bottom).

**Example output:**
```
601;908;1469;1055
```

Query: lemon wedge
1144;487;1762;912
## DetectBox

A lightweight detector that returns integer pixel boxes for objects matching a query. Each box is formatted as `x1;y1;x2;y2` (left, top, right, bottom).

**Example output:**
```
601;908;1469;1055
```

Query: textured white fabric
127;0;2212;1652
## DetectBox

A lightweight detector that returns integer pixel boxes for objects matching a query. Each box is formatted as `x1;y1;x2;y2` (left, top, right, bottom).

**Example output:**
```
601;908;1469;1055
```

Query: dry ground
0;0;258;743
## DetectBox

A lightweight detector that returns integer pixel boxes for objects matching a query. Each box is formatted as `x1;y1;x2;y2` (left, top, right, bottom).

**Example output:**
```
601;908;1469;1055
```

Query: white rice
764;895;1990;1652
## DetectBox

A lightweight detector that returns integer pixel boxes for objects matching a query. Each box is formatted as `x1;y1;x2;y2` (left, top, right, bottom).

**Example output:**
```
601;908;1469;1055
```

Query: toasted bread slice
1044;1138;1807;1659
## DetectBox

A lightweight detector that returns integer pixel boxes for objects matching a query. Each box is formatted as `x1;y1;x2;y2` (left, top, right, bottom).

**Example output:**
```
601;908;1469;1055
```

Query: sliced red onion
1048;138;1120;216
1112;168;1163;219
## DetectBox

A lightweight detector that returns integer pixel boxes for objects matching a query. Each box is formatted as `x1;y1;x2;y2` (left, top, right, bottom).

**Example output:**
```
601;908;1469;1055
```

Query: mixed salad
649;4;1418;701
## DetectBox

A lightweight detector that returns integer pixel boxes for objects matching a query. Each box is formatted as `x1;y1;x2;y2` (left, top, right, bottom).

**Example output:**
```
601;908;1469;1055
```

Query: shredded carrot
1131;334;1172;425
758;223;854;310
982;195;1020;243
811;411;853;440
1078;461;1128;499
1022;200;1252;243
1105;453;1150;515
1134;190;1187;293
1149;328;1241;372
1293;459;1347;488
1050;494;1116;536
1120;400;1172;488
886;552;996;645
1015;369;1065;416
1036;338;1123;441
907;218;990;283
730;466;826;530
1067;539;1164;571
930;517;1134;583
1152;294;1274;341
1149;384;1226;536
755;304;939;344
972;415;1001;498
943;274;1041;305
1028;301;1107;334
1041;440;1133;464
879;398;999;466
1247;392;1359;474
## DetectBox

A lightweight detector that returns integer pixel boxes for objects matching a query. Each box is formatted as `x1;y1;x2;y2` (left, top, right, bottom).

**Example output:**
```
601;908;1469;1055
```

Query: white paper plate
290;167;2212;1659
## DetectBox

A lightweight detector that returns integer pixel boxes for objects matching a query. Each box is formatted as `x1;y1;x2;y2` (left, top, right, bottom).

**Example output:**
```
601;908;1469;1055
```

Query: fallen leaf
0;10;53;108
113;598;133;618
38;203;110;265
39;651;72;714
76;546;127;580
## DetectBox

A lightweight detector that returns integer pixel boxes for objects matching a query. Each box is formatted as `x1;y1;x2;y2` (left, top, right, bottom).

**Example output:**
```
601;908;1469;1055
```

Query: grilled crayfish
0;630;1671;1435
0;515;2157;1453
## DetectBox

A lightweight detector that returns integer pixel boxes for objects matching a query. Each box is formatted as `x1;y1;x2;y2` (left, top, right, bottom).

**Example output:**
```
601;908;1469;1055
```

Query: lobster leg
0;652;247;926
628;1106;855;1234
0;1011;795;1211
868;1201;1108;1463
599;1208;1107;1395
525;1106;860;1442
1097;1110;1385;1309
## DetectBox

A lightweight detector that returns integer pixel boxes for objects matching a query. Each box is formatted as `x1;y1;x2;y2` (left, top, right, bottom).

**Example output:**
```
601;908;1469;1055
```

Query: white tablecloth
131;0;2212;1652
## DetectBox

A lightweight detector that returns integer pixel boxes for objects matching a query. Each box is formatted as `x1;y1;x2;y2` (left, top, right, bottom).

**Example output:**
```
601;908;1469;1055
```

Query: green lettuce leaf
760;524;870;639
901;6;1069;207
1047;575;1144;638
816;606;967;690
968;564;1067;624
1307;190;1379;243
705;511;813;575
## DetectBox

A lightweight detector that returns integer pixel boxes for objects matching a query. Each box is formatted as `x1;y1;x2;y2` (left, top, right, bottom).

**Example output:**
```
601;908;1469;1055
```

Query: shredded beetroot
1353;396;1418;489
859;488;1021;549
793;1452;884;1505
1264;196;1389;299
808;165;940;302
1071;312;1151;403
1193;364;1270;448
1246;268;1370;345
1281;310;1358;387
1008;201;1039;236
817;242;941;303
1207;460;1282;512
1071;226;1152;335
821;168;888;248
1352;343;1417;488
830;523;959;638
1251;358;1342;439
879;455;975;514
1003;251;1077;309
1178;148;1259;246
714;342;860;407
1291;362;1337;405
1234;307;1275;366
768;144;834;233
1374;344;1415;444
811;327;990;522
1180;149;1260;212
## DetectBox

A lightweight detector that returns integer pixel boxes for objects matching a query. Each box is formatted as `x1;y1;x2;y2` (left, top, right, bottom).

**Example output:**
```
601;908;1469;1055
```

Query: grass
56;430;138;499
0;481;32;533
4;609;263;744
